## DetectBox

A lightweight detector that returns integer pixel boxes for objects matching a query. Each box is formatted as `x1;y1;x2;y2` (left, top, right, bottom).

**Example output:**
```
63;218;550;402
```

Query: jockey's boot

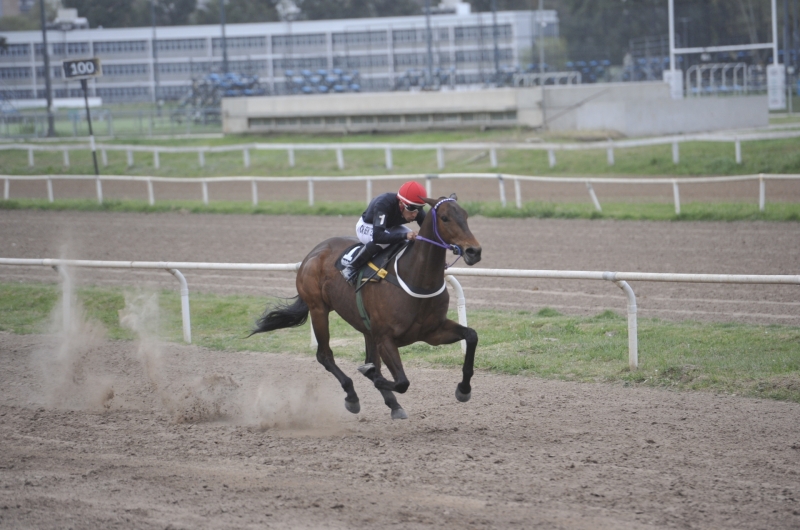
342;242;380;286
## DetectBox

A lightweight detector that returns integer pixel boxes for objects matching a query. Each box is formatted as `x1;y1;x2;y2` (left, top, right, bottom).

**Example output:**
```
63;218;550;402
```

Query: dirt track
1;210;799;529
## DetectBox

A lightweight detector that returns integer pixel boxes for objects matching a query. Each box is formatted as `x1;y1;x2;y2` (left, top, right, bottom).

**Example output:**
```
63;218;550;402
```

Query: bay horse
250;195;482;419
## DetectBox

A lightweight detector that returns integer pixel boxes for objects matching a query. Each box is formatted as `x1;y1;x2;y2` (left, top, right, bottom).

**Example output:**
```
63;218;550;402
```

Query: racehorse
249;195;482;420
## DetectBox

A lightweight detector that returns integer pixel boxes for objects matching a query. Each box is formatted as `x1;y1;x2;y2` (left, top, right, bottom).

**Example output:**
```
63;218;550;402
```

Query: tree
155;0;198;26
295;0;421;20
62;0;149;28
192;0;279;25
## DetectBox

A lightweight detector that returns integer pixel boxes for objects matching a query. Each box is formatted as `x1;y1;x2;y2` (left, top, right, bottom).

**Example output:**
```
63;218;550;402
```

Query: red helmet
397;181;426;206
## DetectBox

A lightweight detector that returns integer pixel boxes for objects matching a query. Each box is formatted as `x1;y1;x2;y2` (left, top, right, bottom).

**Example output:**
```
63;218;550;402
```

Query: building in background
0;9;558;104
1;0;21;18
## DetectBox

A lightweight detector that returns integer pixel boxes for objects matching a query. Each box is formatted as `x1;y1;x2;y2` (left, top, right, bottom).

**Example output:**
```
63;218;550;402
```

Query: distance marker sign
62;58;102;79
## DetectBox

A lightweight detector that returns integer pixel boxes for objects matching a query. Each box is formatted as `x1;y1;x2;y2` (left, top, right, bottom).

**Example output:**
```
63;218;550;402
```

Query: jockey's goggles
403;203;423;212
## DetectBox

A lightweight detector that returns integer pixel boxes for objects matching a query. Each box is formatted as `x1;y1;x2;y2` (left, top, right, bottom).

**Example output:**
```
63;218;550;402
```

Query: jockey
342;180;428;285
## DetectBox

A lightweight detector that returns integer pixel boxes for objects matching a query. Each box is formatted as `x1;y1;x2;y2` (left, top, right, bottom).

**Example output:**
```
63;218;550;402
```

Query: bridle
414;198;463;269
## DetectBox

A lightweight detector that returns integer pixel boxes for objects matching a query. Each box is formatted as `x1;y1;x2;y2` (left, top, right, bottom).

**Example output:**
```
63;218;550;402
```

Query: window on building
0;44;30;57
0;67;32;79
271;33;326;51
102;63;149;76
156;39;207;52
93;41;147;54
212;36;266;50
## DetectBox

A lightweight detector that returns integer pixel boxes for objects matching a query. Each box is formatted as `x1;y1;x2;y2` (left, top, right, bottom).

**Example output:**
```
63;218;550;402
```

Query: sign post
63;58;102;177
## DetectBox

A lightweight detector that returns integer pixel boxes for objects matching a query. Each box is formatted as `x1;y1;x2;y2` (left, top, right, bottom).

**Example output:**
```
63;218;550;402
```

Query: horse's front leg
309;306;360;414
424;319;478;403
358;336;407;420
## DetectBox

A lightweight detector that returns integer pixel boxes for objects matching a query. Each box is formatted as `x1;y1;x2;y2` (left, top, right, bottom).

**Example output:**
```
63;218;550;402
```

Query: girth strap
355;269;371;331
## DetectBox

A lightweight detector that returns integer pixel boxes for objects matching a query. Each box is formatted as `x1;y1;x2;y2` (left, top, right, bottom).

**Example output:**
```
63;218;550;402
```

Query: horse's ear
449;193;458;201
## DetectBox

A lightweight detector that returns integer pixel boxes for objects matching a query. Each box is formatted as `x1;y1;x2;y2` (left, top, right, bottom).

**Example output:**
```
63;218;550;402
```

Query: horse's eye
441;215;449;222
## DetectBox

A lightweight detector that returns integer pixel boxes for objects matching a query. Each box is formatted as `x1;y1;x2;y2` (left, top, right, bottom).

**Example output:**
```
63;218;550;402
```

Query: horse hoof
344;399;361;414
357;363;375;376
391;408;408;420
455;386;471;403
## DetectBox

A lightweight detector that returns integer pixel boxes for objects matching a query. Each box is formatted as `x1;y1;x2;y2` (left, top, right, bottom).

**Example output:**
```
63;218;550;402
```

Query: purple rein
414;198;464;269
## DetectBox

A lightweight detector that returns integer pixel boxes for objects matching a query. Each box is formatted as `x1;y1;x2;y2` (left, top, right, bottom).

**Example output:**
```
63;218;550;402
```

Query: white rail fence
3;172;799;214
1;258;798;371
3;129;800;171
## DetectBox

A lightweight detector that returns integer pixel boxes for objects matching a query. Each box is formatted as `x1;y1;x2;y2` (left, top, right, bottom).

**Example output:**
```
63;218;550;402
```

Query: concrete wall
223;82;768;136
223;88;544;134
543;82;768;136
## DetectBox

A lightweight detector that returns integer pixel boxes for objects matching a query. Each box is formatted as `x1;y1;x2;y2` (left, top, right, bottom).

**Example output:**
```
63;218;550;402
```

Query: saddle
336;241;408;286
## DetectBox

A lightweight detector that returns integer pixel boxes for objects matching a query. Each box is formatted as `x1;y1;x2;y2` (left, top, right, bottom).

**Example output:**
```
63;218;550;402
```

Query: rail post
288;147;295;168
62;149;70;168
606;142;615;166
147;178;154;205
336;147;344;170
425;174;436;197
497;174;507;207
672;141;680;164
548;149;556;168
611;279;638;371
198;150;205;168
251;179;258;206
201;180;209;205
366;178;372;205
127;149;134;167
101;149;108;167
53;264;72;333
437;146;445;169
95;178;103;204
735;137;742;164
759;173;765;211
385;147;393;170
243;148;251;168
586;181;602;212
153;150;160;170
308;178;315;207
672;180;681;215
167;268;192;344
514;177;522;209
445;275;468;354
3;178;8;200
490;147;498;168
47;177;54;203
28;148;34;167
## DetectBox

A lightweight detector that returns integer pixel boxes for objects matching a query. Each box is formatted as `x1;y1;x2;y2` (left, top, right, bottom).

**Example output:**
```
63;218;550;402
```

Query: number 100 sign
63;58;102;79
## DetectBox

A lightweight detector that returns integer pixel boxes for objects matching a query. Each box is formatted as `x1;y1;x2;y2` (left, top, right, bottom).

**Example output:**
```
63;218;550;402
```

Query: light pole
151;0;161;115
425;0;434;86
491;0;500;83
220;0;229;74
38;0;54;137
538;0;545;73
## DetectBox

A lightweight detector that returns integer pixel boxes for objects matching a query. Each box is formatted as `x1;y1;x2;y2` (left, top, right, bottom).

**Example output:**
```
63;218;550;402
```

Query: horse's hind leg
310;307;360;414
359;336;407;420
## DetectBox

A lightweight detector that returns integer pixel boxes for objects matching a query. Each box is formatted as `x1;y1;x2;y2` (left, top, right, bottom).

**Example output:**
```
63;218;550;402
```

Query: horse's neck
397;218;446;290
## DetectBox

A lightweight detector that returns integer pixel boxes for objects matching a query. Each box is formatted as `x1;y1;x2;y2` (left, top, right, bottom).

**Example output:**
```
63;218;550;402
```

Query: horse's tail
248;295;309;337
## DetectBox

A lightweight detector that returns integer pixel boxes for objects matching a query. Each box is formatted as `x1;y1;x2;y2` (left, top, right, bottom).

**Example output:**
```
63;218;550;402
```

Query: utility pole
151;0;161;115
220;0;229;74
38;0;55;137
491;0;499;83
425;0;433;86
538;0;545;72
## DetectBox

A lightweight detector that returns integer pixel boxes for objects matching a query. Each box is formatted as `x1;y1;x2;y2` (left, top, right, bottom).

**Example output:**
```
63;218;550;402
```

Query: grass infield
2;282;798;403
1;198;799;222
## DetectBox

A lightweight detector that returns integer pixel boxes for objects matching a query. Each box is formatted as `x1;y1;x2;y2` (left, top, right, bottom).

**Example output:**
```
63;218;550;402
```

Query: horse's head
423;194;482;266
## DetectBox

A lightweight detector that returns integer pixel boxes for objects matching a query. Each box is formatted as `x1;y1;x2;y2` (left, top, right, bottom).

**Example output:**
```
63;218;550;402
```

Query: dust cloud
32;266;115;411
119;290;344;432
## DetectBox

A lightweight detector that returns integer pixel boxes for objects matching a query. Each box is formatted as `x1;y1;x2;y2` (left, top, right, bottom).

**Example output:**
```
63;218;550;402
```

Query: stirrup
343;267;359;286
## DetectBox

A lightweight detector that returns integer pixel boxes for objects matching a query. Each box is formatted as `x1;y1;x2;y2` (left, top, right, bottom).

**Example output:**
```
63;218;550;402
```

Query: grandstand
0;9;558;104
